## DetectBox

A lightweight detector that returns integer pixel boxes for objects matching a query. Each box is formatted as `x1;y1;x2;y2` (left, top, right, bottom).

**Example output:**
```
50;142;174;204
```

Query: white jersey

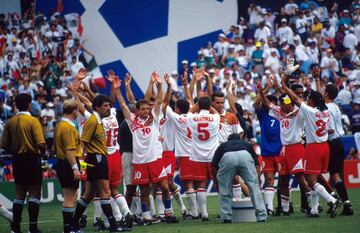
102;108;120;154
75;110;91;136
326;102;345;140
126;109;162;164
218;111;243;143
166;108;192;157
159;107;176;152
300;102;329;144
269;104;305;145
187;110;220;162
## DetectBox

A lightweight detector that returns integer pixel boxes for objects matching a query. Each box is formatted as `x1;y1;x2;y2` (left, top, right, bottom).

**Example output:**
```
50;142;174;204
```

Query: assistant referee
1;93;46;233
54;99;82;233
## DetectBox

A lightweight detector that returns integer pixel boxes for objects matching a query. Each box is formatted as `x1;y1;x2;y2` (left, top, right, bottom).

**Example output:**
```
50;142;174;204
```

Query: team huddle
0;60;354;233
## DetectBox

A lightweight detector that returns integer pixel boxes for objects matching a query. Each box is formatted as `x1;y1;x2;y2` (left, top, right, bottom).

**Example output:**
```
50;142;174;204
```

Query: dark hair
136;99;150;109
92;94;111;111
198;96;211;110
266;95;278;104
308;91;327;111
211;91;225;101
325;84;338;100
175;99;190;114
15;93;32;111
290;83;303;92
149;96;156;102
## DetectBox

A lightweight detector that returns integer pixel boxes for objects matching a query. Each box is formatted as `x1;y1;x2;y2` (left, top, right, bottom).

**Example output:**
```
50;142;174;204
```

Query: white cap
208;69;215;73
171;70;178;76
190;62;197;67
265;70;271;75
219;33;226;38
229;44;235;49
281;18;287;23
46;102;54;107
198;50;203;55
262;8;267;14
181;60;188;64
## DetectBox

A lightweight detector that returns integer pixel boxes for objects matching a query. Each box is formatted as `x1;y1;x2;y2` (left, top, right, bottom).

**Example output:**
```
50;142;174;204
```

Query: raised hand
106;70;117;83
76;68;88;80
113;77;122;89
194;68;204;82
256;82;262;91
270;76;278;88
153;72;163;85
164;73;171;86
181;71;188;85
124;73;132;86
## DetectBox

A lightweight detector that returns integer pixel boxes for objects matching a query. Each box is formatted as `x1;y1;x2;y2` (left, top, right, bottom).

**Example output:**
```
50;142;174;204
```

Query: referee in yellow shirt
72;94;123;232
1;93;46;233
54;99;81;233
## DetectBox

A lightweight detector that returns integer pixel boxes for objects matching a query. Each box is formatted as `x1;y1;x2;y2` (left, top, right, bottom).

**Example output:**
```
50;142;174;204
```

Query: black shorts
13;154;42;185
86;153;109;182
328;138;345;174
57;159;80;189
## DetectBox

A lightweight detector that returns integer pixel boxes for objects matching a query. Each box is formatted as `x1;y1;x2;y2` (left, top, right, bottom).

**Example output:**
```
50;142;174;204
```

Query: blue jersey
256;107;282;156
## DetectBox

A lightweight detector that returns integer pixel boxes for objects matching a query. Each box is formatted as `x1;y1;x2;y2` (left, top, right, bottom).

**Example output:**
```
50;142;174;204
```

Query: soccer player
1;93;46;233
116;71;178;224
72;94;123;232
281;74;341;218
212;91;244;201
320;83;354;215
105;71;133;229
254;89;282;215
258;83;312;216
187;96;220;221
54;99;82;233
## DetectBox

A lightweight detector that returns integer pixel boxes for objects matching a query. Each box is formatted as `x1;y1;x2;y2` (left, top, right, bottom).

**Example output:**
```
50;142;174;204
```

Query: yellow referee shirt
54;118;82;160
1;111;45;155
80;112;108;156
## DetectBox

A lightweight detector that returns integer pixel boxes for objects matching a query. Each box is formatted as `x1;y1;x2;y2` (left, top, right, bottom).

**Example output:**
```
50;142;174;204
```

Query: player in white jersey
102;106;132;229
211;91;244;201
187;96;220;221
282;74;341;218
259;84;312;215
116;71;178;224
323;84;353;215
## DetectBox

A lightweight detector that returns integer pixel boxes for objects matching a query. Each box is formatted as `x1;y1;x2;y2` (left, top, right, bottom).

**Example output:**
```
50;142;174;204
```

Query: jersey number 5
315;119;326;137
197;123;210;141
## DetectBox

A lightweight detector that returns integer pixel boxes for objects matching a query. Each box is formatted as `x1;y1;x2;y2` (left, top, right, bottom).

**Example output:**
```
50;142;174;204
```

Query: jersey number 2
315;119;326;137
197;123;210;141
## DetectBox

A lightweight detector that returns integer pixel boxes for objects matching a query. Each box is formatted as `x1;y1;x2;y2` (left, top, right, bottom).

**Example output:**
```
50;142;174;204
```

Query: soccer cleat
93;217;106;231
201;217;209;222
306;213;319;218
327;199;341;218
223;219;232;224
282;211;291;216
182;209;188;219
133;214;145;227
289;202;294;214
155;215;167;223
124;213;134;230
165;215;179;224
143;217;161;225
318;204;323;213
266;209;274;216
183;214;200;220
79;214;87;228
341;203;354;216
109;225;124;232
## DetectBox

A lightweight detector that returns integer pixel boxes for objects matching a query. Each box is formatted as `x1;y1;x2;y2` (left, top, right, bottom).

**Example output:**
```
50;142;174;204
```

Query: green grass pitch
1;189;359;233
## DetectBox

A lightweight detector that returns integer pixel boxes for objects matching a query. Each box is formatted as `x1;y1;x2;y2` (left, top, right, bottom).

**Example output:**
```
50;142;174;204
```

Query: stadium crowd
0;0;359;233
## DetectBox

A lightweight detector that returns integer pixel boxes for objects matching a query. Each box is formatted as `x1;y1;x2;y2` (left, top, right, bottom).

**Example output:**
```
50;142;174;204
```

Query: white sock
149;194;156;215
0;205;12;222
264;187;275;211
196;188;208;218
173;188;186;212
310;191;319;214
232;184;242;200
289;188;292;202
186;189;199;217
111;197;122;221
155;191;165;215
314;183;336;204
93;198;103;223
281;194;290;212
115;194;130;215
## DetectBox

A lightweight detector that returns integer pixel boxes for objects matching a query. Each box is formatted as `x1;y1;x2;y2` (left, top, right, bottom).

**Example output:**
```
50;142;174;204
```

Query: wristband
72;164;79;170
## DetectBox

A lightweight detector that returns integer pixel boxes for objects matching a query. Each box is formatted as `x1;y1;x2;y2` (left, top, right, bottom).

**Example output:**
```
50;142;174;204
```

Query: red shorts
304;142;329;175
261;155;280;173
189;160;213;181
108;150;122;187
179;157;193;181
162;151;176;177
133;159;167;185
279;144;305;175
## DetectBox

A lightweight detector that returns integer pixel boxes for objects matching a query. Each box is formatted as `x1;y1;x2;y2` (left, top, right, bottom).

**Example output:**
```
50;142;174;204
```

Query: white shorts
122;152;134;186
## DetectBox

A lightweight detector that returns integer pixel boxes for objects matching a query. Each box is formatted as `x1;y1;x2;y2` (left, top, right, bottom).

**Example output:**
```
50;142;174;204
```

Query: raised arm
256;82;272;109
226;83;237;114
204;72;213;97
312;66;324;95
162;73;172;114
124;73;136;103
153;72;163;117
189;70;196;97
144;74;155;101
182;71;193;105
281;74;303;106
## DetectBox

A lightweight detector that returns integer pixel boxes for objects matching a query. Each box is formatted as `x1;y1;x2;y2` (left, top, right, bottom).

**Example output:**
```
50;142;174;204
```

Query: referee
1;93;46;233
54;99;82;233
72;94;123;232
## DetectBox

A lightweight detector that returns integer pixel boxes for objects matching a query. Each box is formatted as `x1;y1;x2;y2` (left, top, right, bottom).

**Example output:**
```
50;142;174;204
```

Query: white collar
199;110;210;114
220;110;226;116
61;117;76;128
16;111;31;116
94;111;102;124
